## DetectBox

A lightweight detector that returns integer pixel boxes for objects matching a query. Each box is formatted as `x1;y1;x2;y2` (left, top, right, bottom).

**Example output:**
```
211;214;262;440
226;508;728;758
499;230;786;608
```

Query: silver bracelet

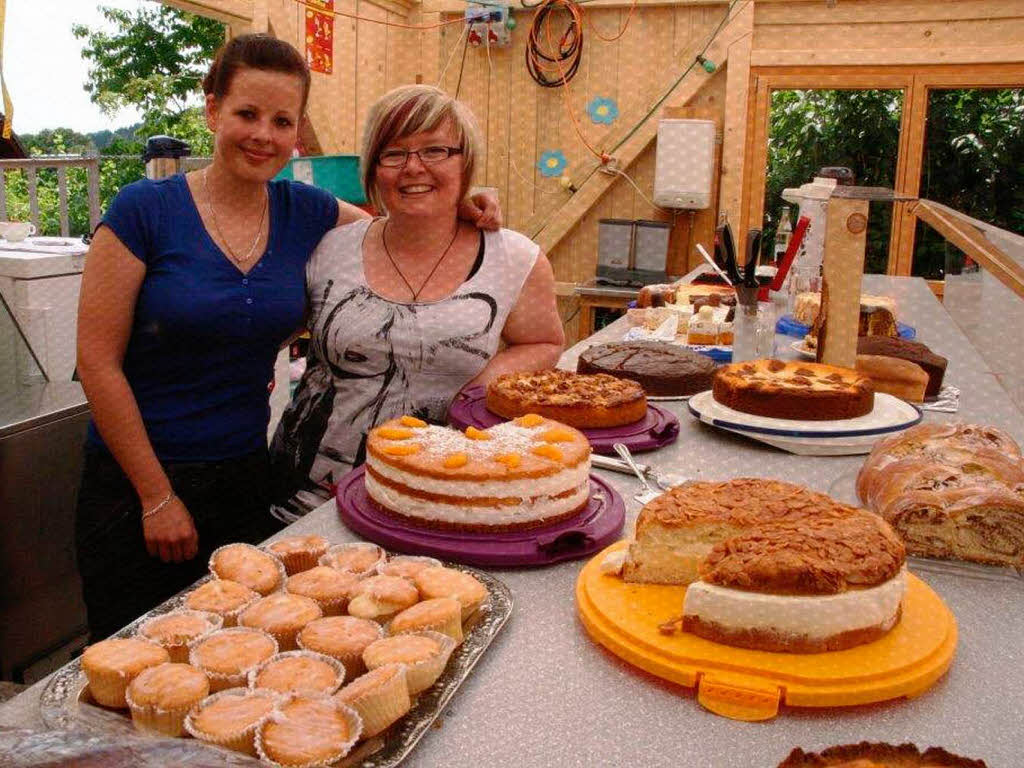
141;490;175;520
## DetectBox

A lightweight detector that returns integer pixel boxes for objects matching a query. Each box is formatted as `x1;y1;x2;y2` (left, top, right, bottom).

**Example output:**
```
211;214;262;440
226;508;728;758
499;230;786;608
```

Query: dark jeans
75;447;286;642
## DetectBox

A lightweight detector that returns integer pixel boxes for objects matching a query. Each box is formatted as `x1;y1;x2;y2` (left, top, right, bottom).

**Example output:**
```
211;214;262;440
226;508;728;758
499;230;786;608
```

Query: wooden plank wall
288;0;730;283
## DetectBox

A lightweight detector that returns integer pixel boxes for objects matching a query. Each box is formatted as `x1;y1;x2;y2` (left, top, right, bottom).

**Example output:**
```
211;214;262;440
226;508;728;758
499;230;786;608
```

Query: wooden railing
0;155;102;236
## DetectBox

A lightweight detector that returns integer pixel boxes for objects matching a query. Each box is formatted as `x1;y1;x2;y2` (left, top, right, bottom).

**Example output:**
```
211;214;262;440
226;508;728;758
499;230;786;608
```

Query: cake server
613;443;663;504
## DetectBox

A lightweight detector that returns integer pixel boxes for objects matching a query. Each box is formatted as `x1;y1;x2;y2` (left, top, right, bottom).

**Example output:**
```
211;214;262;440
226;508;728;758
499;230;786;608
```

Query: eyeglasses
377;146;463;168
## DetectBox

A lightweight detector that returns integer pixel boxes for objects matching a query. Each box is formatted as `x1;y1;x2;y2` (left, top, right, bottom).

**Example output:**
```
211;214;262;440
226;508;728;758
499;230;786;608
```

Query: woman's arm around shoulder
336;199;372;226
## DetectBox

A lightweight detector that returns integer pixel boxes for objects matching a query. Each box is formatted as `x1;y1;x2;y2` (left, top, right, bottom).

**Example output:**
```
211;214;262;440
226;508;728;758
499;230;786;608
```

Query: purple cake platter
447;386;679;455
335;466;626;567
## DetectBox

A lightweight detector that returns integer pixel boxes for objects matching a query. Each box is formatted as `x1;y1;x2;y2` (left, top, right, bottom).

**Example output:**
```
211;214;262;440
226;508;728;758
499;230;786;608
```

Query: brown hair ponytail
203;34;311;113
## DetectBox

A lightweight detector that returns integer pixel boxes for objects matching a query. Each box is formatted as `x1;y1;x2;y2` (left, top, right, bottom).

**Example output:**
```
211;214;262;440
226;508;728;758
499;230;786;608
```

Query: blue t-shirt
86;174;339;461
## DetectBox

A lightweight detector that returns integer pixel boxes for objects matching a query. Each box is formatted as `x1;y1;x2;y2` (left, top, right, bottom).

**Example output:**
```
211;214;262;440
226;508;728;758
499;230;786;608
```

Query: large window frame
742;64;1024;283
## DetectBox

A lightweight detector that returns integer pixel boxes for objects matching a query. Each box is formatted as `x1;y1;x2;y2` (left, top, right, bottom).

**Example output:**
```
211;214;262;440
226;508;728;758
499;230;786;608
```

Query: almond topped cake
777;742;987;768
712;359;874;421
485;370;647;428
617;478;907;653
365;415;592;532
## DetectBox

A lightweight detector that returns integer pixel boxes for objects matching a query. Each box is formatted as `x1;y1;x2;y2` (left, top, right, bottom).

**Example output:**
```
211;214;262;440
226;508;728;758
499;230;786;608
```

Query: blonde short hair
360;85;482;214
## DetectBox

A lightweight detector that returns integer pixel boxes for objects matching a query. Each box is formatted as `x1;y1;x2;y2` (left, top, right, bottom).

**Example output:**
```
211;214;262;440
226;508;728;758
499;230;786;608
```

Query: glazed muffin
297;616;384;680
249;651;346;697
377;555;441;580
189;627;278;692
185;688;281;756
347;575;420;622
266;535;330;575
389;598;463;644
285;566;361;616
210;543;285;596
362;631;456;695
334;663;410;738
125;662;209;736
138;610;222;662
239;593;323;651
413;567;488;620
81;637;170;708
256;695;363;767
319;542;386;576
184;579;259;627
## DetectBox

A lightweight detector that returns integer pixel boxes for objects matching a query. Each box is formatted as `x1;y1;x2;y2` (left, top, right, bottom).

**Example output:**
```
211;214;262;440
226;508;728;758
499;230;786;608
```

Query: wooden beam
422;0;724;12
530;1;749;254
755;0;1024;25
719;0;753;243
160;0;254;23
751;47;1024;68
889;73;927;276
910;199;1024;301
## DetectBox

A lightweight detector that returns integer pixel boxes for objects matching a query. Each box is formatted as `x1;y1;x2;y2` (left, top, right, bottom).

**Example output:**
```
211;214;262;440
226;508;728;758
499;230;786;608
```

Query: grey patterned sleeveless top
270;218;539;495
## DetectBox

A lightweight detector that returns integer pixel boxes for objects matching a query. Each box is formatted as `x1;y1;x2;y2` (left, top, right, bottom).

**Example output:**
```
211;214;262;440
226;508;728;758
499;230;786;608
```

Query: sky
4;0;152;135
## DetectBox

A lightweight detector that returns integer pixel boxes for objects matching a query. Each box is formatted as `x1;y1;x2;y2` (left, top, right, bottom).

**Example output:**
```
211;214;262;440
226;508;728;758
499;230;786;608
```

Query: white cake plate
687;391;922;455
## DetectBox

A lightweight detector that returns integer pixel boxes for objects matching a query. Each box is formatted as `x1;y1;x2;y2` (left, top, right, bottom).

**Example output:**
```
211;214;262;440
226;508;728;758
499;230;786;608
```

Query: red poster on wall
305;0;334;74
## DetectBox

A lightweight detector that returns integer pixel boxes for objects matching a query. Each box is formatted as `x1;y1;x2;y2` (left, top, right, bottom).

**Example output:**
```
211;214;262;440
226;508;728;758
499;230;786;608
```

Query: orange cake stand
576;541;957;722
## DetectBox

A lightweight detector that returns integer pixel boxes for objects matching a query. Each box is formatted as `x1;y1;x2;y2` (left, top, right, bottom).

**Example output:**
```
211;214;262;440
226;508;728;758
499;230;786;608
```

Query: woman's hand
143;495;199;563
459;190;502;231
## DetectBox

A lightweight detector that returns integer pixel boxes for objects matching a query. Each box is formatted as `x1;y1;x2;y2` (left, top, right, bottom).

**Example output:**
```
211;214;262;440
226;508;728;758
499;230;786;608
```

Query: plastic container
577;542;957;721
275;155;365;204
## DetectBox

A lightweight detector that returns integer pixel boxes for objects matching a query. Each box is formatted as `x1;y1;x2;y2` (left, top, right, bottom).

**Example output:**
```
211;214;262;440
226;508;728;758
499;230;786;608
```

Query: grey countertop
0;379;88;438
2;275;1022;767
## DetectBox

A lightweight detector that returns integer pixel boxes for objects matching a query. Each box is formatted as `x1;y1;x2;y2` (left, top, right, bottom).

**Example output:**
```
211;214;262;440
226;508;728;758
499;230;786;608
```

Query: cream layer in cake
365;417;592;531
366;454;591;500
682;569;906;643
365;471;590;527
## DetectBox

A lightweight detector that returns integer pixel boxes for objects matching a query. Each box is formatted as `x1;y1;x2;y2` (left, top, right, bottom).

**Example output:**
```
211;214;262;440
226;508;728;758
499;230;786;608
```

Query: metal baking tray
39;564;513;767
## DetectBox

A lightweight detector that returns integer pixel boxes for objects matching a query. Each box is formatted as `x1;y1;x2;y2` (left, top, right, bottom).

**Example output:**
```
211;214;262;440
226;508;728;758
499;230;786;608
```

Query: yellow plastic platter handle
576;542;957;722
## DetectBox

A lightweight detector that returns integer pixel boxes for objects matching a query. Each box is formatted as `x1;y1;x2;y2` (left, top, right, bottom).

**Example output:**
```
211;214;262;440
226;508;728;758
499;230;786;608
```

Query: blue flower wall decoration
538;150;568;178
587;97;619;125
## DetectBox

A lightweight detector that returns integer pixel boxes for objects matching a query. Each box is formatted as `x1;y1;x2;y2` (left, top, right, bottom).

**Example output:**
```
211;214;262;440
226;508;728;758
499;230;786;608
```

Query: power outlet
466;3;511;47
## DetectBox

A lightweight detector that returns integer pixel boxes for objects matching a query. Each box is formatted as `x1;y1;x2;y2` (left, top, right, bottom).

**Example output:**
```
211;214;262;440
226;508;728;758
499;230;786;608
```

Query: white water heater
653;118;716;209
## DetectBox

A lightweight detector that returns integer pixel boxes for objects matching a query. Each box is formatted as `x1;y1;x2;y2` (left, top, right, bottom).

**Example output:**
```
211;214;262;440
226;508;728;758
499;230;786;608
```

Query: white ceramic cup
0;221;36;242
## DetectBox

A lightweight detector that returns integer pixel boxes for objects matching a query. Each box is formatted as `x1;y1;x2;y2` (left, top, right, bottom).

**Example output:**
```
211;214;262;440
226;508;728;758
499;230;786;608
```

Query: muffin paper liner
125;670;208;738
318;542;386;576
285;578;352;618
264;537;330;576
388;607;464;645
209;542;287;596
255;694;364;768
184;581;260;628
248;650;347;697
189;627;279;693
82;640;169;709
239;594;323;652
334;663;411;739
364;631;456;695
377;555;442;579
184;687;283;756
137;610;223;663
297;620;385;681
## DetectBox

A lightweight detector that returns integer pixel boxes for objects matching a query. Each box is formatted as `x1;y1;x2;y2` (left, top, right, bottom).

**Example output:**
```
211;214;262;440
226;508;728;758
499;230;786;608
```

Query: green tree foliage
913;88;1024;278
4;6;223;237
764;90;902;274
72;3;223;151
764;87;1024;278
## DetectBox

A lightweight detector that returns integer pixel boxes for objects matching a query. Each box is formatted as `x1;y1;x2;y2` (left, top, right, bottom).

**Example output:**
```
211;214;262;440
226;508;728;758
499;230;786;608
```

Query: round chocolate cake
576;341;717;397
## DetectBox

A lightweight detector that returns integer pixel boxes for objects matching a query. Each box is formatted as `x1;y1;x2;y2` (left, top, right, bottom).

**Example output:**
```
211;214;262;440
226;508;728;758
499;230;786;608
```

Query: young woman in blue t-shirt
74;34;499;641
